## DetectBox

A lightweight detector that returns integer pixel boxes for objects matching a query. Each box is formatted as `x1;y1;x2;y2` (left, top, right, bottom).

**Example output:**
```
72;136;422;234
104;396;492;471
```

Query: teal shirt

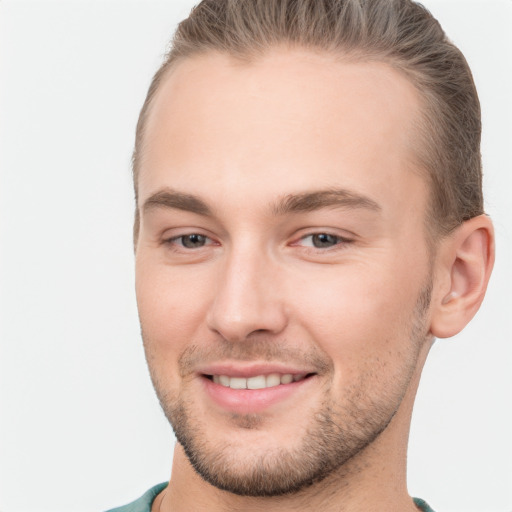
106;483;436;511
105;483;167;512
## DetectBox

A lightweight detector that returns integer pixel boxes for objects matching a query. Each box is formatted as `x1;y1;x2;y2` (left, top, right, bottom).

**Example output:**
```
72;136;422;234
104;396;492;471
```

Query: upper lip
197;362;317;378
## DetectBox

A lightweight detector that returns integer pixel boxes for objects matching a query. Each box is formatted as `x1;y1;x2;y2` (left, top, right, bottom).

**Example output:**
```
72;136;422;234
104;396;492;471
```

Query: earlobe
430;215;495;339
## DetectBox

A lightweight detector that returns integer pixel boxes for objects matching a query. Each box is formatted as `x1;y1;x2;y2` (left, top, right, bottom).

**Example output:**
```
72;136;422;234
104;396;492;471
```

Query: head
133;0;494;499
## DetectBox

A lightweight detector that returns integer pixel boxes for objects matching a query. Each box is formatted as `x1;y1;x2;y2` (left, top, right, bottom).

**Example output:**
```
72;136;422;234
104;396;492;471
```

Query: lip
197;362;317;378
198;363;317;415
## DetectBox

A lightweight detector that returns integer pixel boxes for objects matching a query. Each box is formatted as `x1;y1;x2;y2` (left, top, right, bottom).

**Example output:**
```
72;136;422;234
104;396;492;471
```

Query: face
135;49;433;496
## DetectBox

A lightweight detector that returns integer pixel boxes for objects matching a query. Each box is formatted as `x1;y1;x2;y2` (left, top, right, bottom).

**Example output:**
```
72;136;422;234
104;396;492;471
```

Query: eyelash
164;233;216;250
293;232;354;251
163;231;353;253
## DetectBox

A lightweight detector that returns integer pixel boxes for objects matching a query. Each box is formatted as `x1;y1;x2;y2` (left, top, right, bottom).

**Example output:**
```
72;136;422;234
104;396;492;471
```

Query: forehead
139;49;426;220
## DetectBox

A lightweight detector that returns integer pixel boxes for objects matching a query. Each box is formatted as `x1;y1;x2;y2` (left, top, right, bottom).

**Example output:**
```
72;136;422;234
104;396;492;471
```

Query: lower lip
202;376;314;415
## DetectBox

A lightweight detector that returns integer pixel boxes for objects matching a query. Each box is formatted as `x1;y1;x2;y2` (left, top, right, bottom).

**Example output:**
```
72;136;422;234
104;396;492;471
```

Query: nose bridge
206;238;287;341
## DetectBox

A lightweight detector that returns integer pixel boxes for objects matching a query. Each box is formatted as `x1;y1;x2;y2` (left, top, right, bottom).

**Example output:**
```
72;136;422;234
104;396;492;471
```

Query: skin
134;49;494;512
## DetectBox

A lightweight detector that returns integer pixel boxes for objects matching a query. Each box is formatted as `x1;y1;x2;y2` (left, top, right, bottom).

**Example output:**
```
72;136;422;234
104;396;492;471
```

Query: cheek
135;258;214;359
290;262;423;368
293;279;422;409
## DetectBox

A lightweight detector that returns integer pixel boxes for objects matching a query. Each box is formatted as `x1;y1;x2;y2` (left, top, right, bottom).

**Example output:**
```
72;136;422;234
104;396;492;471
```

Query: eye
170;233;211;249
298;233;349;249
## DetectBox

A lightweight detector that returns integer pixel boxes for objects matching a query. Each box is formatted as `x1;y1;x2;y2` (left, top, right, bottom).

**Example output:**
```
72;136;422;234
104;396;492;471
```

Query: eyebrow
142;189;212;216
141;187;381;218
272;189;381;216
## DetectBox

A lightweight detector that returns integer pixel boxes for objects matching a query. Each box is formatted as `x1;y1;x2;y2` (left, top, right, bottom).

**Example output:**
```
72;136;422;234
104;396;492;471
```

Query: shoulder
105;483;168;512
413;497;436;512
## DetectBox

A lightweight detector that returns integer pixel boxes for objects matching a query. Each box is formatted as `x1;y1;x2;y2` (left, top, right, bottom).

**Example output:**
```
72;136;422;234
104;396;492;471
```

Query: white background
0;1;511;511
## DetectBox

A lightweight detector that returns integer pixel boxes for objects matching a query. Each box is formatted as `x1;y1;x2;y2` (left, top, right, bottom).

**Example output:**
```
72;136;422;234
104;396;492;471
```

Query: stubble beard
145;284;432;497
168;390;399;497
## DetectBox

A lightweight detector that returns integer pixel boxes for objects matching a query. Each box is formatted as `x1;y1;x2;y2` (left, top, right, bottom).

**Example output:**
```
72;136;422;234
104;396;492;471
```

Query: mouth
199;368;318;415
204;372;314;390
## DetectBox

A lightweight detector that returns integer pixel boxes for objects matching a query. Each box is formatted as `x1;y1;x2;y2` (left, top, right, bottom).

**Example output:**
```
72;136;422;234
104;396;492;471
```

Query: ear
430;215;495;339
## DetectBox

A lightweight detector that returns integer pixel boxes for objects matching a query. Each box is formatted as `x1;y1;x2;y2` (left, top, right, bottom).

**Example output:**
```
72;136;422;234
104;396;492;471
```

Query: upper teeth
212;373;305;390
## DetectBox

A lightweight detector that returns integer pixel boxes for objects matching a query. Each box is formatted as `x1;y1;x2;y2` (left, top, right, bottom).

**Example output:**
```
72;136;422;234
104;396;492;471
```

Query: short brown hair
133;0;484;240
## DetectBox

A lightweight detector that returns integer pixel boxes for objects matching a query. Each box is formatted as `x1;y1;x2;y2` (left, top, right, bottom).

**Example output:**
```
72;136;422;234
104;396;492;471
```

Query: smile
209;373;309;390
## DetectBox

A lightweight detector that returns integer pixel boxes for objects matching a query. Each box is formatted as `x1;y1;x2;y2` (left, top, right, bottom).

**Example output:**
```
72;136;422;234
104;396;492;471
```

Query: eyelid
165;233;216;246
159;227;355;252
172;235;206;246
161;225;213;239
298;234;352;249
160;228;220;249
290;229;355;247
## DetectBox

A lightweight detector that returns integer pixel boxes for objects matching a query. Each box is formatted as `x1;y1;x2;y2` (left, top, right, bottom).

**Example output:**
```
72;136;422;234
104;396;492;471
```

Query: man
108;0;494;510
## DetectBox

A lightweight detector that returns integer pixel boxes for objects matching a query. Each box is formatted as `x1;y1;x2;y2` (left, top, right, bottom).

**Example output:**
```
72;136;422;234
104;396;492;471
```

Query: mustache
178;338;333;377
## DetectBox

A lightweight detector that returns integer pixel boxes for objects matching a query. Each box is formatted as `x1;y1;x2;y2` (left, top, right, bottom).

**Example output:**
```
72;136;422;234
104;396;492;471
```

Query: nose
206;246;288;342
